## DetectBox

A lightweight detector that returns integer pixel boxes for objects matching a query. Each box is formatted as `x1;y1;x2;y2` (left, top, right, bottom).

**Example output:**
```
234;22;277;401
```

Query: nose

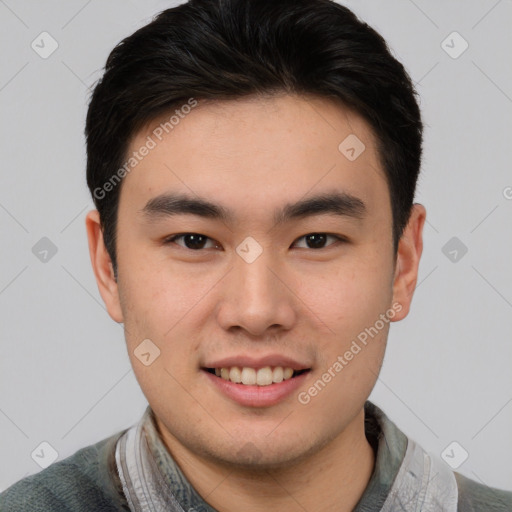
215;246;297;337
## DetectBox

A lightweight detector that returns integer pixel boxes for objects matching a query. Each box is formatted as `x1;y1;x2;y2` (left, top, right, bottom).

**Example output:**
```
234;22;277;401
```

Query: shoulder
455;471;512;511
0;429;130;512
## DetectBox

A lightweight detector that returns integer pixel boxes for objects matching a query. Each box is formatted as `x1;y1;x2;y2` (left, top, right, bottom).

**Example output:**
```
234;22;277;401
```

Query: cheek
297;255;393;334
296;263;391;418
118;254;215;381
119;247;199;332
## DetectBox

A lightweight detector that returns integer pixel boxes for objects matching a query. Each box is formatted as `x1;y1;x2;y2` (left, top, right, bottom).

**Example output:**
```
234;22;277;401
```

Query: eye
164;233;220;251
292;233;345;249
163;232;347;251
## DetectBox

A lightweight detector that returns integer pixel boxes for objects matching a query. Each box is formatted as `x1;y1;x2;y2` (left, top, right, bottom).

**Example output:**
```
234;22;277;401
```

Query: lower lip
202;369;310;408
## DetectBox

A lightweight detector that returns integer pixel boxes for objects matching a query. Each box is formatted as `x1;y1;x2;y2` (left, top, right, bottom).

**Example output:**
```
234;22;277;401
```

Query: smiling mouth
203;366;310;386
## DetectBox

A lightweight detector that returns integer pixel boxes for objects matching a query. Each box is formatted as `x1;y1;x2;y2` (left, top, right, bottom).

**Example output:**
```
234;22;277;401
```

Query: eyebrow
140;190;367;226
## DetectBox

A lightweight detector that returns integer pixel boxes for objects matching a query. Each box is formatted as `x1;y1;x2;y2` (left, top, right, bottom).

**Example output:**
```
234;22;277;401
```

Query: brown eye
292;233;344;249
165;233;219;250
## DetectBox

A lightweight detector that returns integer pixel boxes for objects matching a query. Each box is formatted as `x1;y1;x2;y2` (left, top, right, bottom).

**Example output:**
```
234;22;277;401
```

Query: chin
198;432;324;472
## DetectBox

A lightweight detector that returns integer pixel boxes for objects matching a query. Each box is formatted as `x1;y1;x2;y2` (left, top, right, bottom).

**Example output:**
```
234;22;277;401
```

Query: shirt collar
353;401;408;510
139;400;408;511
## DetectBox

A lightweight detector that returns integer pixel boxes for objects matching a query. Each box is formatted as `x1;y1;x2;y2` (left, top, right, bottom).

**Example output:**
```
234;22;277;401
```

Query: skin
86;93;426;512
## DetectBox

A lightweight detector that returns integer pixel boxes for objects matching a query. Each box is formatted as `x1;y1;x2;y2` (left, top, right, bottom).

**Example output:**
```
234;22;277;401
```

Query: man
1;0;511;510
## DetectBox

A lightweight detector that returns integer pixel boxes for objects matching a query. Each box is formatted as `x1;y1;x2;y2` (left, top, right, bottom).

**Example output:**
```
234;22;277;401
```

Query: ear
85;210;124;323
390;203;426;322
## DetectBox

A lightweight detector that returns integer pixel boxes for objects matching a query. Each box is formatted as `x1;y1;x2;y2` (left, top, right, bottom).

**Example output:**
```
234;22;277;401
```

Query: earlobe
85;210;124;323
391;203;426;322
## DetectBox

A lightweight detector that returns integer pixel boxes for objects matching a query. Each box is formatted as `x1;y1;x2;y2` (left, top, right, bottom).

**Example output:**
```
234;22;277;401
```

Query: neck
158;407;375;512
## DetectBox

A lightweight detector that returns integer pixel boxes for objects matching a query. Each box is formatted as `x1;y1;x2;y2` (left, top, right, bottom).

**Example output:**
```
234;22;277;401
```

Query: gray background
1;0;511;494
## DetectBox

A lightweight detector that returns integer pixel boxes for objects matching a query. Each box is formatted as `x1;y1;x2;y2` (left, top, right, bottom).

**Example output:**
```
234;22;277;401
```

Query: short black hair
85;0;423;277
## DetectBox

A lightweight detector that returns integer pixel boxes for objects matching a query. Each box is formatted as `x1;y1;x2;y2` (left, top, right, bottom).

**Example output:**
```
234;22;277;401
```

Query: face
88;94;423;469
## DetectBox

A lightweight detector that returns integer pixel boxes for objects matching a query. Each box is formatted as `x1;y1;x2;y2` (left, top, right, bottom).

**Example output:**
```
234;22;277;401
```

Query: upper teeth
214;366;295;386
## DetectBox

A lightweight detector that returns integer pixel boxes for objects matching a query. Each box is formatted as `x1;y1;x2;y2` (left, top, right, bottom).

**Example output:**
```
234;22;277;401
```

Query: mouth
203;366;311;386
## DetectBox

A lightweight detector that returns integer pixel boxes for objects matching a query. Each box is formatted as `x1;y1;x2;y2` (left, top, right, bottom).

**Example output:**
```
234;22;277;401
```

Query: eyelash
162;233;348;251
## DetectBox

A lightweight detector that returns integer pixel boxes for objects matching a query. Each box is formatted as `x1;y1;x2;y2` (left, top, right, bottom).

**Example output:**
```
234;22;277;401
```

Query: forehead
120;94;389;222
